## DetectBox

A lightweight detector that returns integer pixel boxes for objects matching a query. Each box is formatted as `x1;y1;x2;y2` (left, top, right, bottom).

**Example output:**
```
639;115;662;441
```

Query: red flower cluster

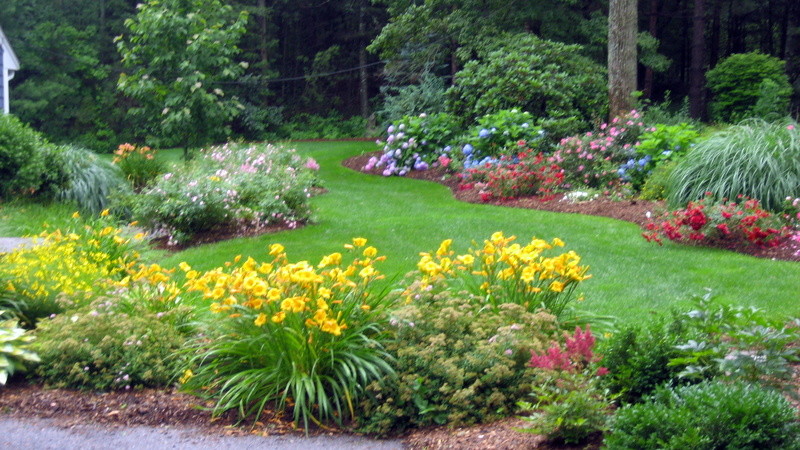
643;193;789;247
461;152;563;201
529;326;607;376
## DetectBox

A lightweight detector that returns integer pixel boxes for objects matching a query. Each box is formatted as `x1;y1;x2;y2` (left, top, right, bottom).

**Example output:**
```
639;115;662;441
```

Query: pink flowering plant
518;325;614;445
549;110;649;189
129;143;316;244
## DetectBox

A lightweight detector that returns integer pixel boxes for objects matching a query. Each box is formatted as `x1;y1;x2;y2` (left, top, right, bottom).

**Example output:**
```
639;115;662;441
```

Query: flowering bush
180;238;395;430
130;143;316;244
460;152;563;201
643;193;789;247
0;210;144;327
781;196;800;229
463;109;547;160
358;291;557;435
112;143;165;191
409;232;590;318
368;112;460;175
549;110;649;189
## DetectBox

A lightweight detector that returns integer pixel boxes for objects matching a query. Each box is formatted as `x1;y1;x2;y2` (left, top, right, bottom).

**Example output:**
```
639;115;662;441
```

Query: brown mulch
343;152;800;263
0;380;332;438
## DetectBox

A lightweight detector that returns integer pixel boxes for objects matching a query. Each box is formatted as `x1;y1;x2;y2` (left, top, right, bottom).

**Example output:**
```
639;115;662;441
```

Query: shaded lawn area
160;141;800;322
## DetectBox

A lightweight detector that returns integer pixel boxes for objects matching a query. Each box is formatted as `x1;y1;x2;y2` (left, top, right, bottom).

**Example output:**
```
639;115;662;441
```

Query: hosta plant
180;238;395;430
0;312;40;385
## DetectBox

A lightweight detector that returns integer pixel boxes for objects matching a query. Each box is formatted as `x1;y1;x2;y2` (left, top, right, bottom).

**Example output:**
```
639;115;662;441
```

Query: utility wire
215;60;387;85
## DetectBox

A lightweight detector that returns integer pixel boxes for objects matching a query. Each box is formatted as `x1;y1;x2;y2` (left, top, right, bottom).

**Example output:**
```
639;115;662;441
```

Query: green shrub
278;112;366;139
32;297;190;390
358;291;557;435
599;314;692;403
706;52;792;123
601;293;800;404
57;145;128;214
518;373;612;445
464;109;549;159
668;119;800;211
181;240;394;430
0;312;40;385
0;114;49;198
129;143;316;244
377;71;448;124
639;160;677;200
604;381;800;449
447;34;606;141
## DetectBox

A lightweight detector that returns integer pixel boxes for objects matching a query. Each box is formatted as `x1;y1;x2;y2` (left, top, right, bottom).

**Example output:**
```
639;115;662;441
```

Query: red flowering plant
643;193;791;247
459;151;564;201
519;325;614;444
529;325;608;376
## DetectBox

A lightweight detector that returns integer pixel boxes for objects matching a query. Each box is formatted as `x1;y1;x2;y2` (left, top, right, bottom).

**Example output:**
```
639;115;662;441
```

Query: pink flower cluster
529;325;608;376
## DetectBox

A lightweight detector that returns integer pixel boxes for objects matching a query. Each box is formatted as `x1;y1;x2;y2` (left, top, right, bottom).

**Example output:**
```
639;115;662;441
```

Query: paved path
0;417;404;450
0;237;34;253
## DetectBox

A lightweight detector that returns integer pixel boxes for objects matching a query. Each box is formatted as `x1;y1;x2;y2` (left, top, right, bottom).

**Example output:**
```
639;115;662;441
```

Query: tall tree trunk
608;0;638;118
689;0;706;119
709;0;722;67
643;0;660;99
358;0;369;122
258;0;270;76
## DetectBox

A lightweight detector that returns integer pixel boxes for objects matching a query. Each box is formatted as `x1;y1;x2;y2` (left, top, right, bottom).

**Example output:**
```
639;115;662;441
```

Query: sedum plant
0;312;40;385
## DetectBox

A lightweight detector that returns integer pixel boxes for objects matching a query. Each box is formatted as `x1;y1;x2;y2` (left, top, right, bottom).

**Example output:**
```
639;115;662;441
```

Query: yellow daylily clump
411;232;591;316
182;238;386;338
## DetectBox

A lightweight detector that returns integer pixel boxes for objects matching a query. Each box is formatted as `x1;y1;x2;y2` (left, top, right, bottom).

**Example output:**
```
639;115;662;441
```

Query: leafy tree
446;33;607;140
116;0;248;159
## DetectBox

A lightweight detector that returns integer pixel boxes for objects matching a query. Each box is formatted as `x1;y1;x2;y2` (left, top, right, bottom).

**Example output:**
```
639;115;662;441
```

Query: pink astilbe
529;325;606;374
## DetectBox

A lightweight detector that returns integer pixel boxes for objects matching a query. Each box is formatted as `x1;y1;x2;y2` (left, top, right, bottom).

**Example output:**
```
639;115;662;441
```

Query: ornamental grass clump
0;210;144;327
668;119;800;211
180;238;395;430
410;232;590;318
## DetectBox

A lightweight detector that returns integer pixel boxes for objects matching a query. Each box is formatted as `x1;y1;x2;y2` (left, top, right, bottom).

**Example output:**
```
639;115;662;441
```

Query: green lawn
2;140;798;322
160;141;800;322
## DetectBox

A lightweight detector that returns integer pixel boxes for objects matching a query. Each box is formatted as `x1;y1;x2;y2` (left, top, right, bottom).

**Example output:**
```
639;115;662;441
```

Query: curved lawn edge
163;141;800;322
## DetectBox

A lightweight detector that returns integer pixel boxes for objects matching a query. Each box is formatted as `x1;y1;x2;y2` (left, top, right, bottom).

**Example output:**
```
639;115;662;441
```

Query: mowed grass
161;141;800;322
2;141;797;322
